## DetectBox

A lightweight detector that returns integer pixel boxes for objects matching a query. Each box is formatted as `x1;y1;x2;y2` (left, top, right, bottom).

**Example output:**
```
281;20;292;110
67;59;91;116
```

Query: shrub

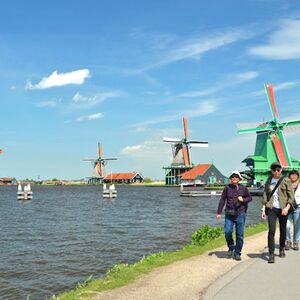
191;225;223;246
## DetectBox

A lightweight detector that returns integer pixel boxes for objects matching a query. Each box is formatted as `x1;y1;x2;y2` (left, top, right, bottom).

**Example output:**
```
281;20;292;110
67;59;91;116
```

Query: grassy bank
55;222;267;300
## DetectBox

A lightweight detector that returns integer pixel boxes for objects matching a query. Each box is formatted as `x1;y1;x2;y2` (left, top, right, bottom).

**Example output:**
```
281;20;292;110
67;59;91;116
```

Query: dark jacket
217;184;252;215
262;176;294;209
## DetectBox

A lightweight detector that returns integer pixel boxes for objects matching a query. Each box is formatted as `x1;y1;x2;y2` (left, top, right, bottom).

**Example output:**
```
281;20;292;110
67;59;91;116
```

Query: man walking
217;171;252;260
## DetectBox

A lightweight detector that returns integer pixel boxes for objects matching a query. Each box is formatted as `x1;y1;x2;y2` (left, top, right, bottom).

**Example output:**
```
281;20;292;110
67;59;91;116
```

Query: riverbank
56;223;268;300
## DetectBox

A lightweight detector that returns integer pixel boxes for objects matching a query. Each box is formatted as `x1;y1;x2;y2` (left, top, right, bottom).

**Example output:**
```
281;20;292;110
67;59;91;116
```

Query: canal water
0;185;262;299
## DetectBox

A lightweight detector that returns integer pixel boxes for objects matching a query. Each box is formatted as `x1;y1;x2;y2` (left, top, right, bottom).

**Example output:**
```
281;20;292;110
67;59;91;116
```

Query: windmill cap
270;162;282;169
229;171;242;180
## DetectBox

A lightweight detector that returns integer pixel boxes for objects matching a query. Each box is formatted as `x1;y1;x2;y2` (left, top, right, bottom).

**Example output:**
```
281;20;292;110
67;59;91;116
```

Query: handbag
225;208;238;217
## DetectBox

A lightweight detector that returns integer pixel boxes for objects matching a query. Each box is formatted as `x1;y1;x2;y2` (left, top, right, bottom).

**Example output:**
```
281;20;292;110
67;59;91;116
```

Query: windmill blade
265;84;279;122
98;142;103;157
281;120;300;133
182;145;190;166
183;117;189;140
238;125;272;134
96;161;102;177
188;140;208;147
82;158;97;162
271;132;291;167
163;137;182;143
102;157;118;161
283;125;300;134
237;122;263;130
237;121;274;134
189;142;208;148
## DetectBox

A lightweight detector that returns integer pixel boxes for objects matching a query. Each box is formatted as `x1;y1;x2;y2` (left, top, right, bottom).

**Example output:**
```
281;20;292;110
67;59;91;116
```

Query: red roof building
0;177;17;185
180;164;226;186
104;172;144;184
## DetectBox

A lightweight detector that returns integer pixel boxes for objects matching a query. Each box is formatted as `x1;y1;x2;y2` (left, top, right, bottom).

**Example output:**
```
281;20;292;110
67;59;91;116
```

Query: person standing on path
217;171;252;261
261;162;294;263
285;170;300;251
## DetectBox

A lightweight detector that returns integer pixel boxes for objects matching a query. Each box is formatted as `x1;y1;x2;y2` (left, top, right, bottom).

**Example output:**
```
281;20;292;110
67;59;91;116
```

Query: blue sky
1;0;300;180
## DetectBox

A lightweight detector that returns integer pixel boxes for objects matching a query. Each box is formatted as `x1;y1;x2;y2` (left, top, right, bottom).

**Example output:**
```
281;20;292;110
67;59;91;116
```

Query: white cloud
178;88;216;98
178;71;258;98
26;69;90;90
135;127;147;133
119;138;172;179
249;18;300;60
72;91;122;107
251;80;300;97
121;144;144;155
275;80;300;91
76;112;103;122
35;101;57;108
140;28;251;71
227;71;258;82
134;101;217;127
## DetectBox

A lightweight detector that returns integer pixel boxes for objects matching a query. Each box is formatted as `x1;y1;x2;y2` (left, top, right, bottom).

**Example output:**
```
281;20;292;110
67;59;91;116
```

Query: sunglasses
231;175;240;179
271;168;282;172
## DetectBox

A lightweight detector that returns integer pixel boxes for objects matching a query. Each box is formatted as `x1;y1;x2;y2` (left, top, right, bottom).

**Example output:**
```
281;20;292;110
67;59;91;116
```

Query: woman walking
261;162;294;263
285;170;300;251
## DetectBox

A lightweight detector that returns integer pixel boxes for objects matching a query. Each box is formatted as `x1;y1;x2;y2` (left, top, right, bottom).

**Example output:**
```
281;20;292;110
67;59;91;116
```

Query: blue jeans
286;206;300;242
224;212;246;256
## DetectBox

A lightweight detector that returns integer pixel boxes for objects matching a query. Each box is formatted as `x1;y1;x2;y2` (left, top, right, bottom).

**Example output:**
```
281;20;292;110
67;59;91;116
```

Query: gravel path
88;231;267;300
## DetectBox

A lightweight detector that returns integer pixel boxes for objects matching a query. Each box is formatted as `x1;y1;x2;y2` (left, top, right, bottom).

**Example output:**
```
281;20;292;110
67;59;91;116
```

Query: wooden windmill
82;142;117;184
163;117;208;184
238;83;300;183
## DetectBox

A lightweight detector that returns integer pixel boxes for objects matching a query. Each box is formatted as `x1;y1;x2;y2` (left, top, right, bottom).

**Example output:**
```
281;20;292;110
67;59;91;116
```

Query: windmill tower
82;142;117;184
238;83;300;184
163;117;208;185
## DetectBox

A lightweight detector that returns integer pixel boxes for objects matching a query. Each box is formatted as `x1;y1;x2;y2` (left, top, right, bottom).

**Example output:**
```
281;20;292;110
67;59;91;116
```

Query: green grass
54;222;268;300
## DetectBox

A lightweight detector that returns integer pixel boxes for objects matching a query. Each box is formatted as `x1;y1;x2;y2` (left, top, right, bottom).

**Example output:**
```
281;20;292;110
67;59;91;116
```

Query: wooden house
180;163;227;186
104;172;144;184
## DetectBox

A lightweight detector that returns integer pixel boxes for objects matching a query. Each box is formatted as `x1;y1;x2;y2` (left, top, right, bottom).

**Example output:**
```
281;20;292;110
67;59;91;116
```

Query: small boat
103;183;117;198
17;184;33;200
180;190;222;197
180;184;221;197
249;187;264;196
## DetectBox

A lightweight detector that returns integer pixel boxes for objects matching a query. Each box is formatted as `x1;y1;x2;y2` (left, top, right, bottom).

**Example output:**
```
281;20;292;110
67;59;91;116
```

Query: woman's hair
289;169;299;177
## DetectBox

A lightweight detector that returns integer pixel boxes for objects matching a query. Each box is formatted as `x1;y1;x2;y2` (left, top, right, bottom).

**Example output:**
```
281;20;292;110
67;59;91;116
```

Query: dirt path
87;231;267;300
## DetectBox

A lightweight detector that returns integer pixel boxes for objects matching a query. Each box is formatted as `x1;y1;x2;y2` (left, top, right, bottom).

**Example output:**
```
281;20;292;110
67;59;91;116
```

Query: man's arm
217;186;227;215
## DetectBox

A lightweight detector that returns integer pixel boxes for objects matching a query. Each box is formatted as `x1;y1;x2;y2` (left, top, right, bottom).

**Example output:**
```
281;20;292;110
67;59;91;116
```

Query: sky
1;0;300;180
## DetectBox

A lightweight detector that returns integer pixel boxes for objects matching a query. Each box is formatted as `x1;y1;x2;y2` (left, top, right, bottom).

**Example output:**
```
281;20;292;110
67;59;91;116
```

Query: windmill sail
238;83;300;170
265;84;279;122
163;117;208;167
189;141;209;147
82;142;117;181
272;135;289;167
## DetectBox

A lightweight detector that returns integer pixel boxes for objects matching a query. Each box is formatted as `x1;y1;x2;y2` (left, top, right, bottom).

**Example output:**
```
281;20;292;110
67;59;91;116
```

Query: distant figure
261;162;294;263
286;170;300;251
217;171;252;261
259;180;265;190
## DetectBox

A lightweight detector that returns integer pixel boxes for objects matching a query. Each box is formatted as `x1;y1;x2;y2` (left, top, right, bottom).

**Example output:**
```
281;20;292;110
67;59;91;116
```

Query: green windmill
238;83;300;184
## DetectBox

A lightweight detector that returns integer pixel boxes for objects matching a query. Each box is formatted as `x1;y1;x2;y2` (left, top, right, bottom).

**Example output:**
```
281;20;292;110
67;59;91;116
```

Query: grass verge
55;222;267;300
